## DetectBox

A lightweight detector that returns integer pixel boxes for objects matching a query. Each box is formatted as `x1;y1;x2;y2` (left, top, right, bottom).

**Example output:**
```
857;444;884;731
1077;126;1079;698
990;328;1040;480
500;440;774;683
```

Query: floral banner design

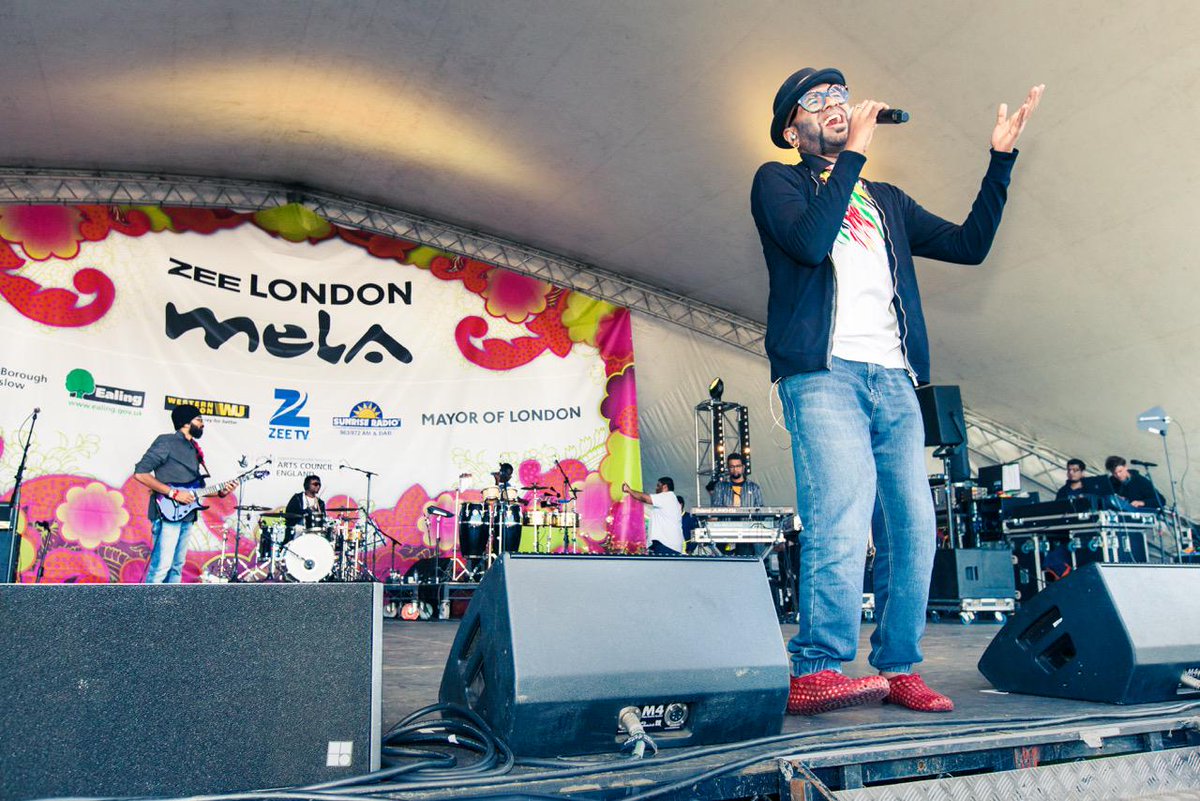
0;204;645;584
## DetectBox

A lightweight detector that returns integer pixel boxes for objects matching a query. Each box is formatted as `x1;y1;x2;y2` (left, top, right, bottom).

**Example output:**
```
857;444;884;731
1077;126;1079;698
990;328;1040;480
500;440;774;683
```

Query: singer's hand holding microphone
844;100;894;156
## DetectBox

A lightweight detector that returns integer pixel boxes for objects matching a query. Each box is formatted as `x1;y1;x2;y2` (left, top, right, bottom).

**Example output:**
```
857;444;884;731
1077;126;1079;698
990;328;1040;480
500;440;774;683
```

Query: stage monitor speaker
439;553;789;757
916;384;965;447
0;583;382;801
928;548;1015;601
978;563;1200;704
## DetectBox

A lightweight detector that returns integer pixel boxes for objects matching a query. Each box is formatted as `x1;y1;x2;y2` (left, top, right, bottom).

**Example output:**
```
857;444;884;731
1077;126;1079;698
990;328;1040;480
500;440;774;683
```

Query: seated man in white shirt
623;477;685;555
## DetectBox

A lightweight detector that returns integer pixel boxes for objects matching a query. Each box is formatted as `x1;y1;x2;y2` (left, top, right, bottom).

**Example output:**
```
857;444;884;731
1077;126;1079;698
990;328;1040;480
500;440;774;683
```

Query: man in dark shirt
751;67;1042;716
1105;455;1163;510
134;404;232;583
285;474;327;530
708;453;765;508
1055;458;1087;500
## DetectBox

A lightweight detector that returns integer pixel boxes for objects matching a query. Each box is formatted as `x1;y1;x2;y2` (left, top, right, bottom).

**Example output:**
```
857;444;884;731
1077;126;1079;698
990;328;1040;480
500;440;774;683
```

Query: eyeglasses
797;84;850;114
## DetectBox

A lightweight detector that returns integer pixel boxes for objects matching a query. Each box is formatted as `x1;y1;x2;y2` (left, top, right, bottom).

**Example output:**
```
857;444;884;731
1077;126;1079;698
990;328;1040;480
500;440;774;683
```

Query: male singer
751;67;1042;715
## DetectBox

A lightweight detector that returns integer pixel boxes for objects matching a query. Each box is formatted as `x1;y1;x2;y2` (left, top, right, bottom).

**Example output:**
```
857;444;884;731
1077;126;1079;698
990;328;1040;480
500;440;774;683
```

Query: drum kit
409;478;582;584
237;506;376;583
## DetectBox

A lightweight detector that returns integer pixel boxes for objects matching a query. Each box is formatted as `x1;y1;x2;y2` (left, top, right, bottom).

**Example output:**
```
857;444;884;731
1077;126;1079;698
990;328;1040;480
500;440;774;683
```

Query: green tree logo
65;368;96;398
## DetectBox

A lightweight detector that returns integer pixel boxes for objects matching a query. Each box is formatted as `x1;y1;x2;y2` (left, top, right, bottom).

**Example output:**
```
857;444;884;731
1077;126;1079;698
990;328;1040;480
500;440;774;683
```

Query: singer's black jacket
750;148;1017;384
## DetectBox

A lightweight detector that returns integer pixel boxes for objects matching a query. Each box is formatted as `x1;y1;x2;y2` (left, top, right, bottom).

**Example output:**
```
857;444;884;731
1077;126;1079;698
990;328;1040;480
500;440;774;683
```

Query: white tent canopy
2;0;1198;512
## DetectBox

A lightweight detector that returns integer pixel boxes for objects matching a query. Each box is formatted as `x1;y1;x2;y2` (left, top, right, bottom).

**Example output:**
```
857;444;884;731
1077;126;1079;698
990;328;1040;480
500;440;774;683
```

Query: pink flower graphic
0;206;86;261
55;482;130;549
481;269;552;323
600;367;638;437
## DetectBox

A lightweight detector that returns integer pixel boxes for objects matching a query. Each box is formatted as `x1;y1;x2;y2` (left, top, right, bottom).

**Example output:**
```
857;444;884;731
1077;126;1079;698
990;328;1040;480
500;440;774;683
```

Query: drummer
492;462;515;494
285;474;327;530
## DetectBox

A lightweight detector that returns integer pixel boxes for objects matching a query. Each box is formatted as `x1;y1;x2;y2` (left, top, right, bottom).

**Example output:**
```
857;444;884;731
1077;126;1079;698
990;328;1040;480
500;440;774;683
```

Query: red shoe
885;674;954;712
787;670;889;715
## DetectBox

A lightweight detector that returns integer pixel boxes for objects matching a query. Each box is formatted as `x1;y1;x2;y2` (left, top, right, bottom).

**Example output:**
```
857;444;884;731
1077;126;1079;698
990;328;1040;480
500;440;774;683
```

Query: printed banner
0;204;645;583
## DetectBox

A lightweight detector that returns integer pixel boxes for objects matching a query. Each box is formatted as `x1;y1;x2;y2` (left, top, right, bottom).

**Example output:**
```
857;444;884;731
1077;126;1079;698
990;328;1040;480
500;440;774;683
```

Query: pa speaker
0;583;382;801
916;384;965;447
978;563;1200;704
439;554;789;757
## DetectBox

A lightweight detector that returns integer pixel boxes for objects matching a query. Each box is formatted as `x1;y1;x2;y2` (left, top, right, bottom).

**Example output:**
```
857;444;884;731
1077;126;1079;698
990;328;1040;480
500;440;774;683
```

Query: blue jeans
778;357;936;676
144;518;194;584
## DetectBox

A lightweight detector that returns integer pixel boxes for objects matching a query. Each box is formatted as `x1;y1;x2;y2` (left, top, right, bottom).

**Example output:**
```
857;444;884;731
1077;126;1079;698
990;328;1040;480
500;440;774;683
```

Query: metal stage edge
376;706;1200;801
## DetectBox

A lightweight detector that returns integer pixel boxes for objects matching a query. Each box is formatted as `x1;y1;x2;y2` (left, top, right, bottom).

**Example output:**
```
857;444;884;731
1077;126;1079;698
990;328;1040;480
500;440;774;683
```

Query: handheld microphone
876;108;909;124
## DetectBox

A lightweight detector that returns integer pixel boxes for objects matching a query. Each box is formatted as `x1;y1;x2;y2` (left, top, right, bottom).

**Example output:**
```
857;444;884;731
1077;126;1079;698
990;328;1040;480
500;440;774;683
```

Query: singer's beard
795;124;847;157
189;423;204;439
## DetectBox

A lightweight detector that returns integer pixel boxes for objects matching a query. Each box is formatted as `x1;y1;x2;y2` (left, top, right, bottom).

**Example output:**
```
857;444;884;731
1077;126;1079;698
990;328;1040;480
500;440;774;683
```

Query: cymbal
521;484;550;491
236;504;274;511
325;506;360;513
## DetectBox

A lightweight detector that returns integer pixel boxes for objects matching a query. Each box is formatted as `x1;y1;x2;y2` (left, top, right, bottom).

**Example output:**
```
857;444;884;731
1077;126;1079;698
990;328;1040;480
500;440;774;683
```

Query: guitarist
133;404;234;583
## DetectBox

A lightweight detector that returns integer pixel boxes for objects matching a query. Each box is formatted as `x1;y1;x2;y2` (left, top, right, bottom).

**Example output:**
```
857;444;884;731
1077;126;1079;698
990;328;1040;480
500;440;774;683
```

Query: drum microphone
877;108;909;124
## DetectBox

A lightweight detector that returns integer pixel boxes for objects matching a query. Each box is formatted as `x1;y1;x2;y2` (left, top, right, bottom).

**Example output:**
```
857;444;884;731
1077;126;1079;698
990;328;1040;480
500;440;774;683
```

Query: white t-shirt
647;491;684;553
827;175;906;369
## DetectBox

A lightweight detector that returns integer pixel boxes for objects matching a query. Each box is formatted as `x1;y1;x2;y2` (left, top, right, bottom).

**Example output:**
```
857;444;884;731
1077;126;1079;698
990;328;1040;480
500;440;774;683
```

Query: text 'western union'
164;396;250;419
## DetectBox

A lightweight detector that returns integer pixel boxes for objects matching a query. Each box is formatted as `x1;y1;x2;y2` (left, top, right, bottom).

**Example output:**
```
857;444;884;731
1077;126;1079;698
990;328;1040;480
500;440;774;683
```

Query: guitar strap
190;439;211;480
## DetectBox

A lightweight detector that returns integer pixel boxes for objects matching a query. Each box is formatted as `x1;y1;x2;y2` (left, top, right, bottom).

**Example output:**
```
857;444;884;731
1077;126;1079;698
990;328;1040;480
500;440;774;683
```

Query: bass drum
284;533;335;582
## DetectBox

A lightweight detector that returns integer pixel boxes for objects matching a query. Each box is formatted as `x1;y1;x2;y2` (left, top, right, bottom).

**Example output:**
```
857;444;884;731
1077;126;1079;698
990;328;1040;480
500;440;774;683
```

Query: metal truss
0;168;766;355
963;410;1074;494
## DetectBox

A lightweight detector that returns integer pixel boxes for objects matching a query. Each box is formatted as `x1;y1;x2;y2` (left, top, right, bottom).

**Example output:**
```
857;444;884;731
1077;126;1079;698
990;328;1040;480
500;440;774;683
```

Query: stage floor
383;617;1112;733
380;617;1200;799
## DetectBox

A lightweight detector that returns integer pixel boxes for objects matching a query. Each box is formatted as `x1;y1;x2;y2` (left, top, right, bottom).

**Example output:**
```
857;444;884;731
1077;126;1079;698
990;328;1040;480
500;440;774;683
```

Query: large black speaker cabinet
929;548;1015;602
978;563;1200;704
439;554;789;757
0;583;382;801
916;384;965;447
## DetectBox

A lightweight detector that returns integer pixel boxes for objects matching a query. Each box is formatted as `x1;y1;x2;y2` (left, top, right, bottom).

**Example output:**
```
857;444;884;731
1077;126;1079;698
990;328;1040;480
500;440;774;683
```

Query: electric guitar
156;468;270;522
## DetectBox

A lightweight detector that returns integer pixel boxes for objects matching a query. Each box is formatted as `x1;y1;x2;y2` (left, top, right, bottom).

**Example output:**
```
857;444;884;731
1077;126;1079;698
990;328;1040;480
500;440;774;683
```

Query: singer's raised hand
845;100;891;156
991;84;1044;153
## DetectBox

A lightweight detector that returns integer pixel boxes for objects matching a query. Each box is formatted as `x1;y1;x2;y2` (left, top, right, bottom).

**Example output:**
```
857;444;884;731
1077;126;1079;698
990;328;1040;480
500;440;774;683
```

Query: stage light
708;378;724;402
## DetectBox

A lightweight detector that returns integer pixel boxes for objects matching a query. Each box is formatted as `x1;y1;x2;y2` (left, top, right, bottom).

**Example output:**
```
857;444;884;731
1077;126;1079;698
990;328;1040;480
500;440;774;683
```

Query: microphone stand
6;409;40;583
341;463;378;581
1149;430;1185;562
554;459;580;554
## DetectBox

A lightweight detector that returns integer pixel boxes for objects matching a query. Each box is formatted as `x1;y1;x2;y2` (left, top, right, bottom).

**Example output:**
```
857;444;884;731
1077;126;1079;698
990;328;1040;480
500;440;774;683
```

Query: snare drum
339;520;362;543
551;511;579;528
258;520;289;559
